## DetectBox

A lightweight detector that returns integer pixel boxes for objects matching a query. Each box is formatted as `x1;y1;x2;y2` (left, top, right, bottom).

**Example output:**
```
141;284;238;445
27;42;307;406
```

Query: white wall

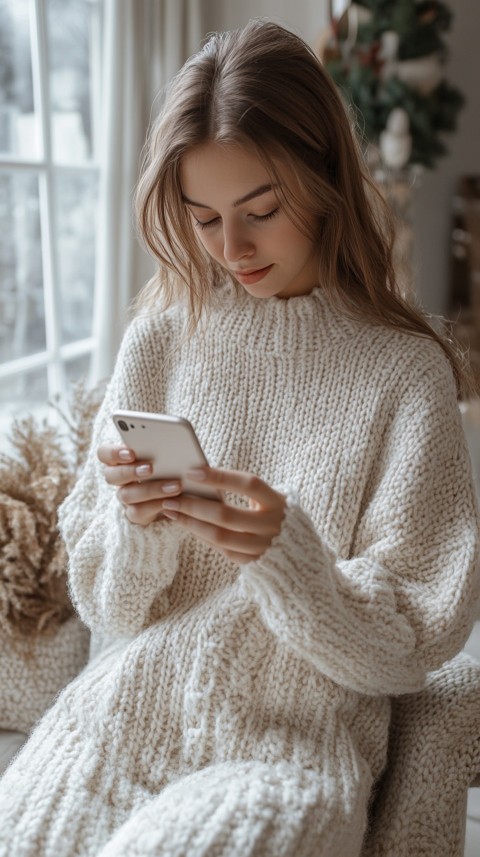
200;0;480;315
202;0;328;42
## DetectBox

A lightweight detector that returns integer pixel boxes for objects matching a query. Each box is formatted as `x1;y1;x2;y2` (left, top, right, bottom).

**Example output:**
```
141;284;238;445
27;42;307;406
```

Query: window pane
0;0;41;158
47;0;100;164
55;169;98;344
0;366;49;454
0;170;46;361
0;365;49;413
64;352;91;385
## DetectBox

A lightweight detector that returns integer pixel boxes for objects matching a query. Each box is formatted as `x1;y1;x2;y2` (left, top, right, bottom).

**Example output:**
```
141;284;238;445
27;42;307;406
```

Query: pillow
0;616;89;733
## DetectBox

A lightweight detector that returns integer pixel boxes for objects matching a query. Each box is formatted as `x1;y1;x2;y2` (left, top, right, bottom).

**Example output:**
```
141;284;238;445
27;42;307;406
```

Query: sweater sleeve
240;352;480;696
57;315;188;637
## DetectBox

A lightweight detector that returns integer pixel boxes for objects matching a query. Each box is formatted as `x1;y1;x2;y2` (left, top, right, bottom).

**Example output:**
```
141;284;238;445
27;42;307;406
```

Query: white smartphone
112;409;220;500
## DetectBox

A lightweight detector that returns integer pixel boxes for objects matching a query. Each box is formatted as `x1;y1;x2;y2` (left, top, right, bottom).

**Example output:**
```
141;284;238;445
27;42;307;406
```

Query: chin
241;284;278;299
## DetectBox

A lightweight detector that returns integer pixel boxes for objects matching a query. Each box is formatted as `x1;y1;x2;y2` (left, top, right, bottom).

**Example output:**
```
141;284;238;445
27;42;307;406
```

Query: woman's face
179;142;319;299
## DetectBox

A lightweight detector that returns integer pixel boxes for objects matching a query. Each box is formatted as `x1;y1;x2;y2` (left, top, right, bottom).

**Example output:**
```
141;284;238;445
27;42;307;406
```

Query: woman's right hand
97;444;183;526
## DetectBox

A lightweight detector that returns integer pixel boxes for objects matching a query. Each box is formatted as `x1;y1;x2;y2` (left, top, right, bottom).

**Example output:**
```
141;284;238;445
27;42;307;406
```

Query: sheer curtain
90;0;205;383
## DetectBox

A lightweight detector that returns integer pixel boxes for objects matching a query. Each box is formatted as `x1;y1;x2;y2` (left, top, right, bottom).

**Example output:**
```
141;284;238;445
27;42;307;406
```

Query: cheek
196;230;223;261
281;224;315;260
272;214;303;245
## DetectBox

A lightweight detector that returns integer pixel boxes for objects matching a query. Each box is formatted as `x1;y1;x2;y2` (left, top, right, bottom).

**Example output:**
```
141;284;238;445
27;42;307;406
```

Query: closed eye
194;208;280;230
251;208;280;224
194;215;221;230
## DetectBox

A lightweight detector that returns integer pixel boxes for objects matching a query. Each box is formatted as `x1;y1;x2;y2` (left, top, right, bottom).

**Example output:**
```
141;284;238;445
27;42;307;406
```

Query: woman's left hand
161;466;287;565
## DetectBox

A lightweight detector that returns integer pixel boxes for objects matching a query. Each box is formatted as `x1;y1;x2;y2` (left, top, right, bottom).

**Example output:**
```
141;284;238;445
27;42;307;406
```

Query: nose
223;222;255;264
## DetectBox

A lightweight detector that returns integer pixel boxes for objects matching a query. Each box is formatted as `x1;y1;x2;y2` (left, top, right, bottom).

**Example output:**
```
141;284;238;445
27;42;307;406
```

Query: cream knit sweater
0;282;478;857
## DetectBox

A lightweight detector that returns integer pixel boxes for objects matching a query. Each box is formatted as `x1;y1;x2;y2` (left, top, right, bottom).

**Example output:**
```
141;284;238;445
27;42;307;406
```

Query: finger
162;494;280;535
161;510;270;555
124;499;168;526
118;480;182;504
103;462;154;487
186;467;284;509
97;444;136;466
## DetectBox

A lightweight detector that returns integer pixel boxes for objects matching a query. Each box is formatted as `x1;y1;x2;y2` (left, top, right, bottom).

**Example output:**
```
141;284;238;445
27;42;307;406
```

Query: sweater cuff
66;499;188;635
240;489;335;612
239;492;421;695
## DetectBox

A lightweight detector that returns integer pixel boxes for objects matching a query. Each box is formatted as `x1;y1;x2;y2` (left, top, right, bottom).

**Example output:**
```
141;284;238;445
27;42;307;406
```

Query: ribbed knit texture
0;281;478;857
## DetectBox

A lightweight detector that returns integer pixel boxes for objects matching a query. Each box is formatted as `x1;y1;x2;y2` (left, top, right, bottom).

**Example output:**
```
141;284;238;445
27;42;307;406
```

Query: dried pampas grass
0;381;103;642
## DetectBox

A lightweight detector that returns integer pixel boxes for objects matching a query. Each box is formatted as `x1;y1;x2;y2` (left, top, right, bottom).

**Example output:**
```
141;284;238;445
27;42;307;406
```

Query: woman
0;19;478;857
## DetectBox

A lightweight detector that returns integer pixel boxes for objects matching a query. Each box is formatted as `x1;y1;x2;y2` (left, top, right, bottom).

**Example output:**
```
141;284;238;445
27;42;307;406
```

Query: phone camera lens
118;420;128;431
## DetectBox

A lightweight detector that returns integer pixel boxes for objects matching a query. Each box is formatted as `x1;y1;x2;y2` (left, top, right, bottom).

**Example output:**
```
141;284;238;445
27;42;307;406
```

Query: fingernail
186;468;206;481
162;499;180;510
135;464;151;477
163;482;180;493
119;449;134;461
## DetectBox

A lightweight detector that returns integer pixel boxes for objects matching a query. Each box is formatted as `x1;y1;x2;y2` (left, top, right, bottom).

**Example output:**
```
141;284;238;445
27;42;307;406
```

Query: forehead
179;142;274;207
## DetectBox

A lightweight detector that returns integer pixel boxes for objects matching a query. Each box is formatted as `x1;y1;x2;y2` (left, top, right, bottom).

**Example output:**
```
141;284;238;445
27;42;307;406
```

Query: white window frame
0;0;102;408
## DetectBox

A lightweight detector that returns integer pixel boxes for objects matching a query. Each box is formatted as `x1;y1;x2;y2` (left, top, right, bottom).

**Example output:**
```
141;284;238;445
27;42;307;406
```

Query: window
0;0;102;440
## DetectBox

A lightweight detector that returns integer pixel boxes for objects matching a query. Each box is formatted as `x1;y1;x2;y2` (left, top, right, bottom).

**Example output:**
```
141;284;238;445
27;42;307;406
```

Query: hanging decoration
317;1;464;171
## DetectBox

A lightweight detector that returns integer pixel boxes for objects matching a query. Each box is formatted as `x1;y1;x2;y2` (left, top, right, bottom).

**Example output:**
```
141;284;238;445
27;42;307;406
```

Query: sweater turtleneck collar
195;279;355;355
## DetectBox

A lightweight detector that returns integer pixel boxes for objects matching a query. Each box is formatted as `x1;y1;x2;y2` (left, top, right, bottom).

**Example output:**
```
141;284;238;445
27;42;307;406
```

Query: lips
232;264;273;285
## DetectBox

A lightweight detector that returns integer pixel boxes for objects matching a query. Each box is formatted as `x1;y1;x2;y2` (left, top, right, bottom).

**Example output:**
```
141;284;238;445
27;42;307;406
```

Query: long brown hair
135;18;471;396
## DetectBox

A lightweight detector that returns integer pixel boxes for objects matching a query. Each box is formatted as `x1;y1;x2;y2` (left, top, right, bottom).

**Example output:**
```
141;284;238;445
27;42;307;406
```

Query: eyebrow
182;183;277;209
